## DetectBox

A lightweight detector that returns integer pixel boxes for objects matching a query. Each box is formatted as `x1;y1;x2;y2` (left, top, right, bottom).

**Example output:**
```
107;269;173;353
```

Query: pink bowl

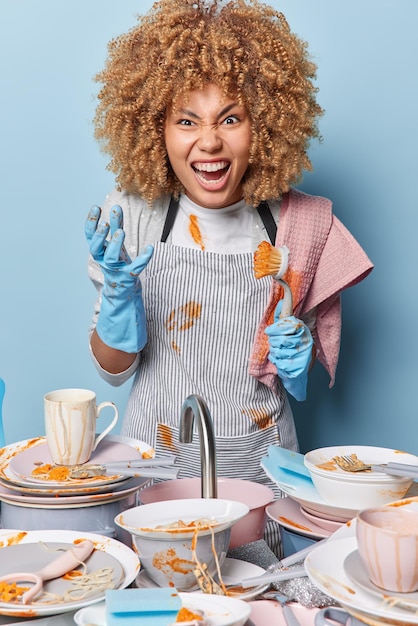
139;477;274;548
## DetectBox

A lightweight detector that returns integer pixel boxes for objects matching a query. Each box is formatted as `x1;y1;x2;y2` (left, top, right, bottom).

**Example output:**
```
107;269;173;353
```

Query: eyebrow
177;103;238;121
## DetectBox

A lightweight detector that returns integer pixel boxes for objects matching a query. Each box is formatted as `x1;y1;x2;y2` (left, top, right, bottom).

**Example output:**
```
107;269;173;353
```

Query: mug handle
92;402;119;451
315;608;353;626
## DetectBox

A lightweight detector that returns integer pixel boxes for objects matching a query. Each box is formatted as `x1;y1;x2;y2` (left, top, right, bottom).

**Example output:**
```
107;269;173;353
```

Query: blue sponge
106;588;182;625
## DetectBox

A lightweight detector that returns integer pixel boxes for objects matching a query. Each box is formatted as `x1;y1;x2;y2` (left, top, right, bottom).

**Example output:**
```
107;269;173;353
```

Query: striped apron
121;205;298;555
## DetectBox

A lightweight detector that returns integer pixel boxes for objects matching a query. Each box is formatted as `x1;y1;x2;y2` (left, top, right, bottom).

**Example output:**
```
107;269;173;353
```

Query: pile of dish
261;445;418;545
0;434;153;541
305;496;418;626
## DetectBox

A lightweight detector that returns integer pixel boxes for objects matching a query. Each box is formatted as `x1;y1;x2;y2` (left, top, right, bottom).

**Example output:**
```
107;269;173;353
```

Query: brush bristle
253;241;284;279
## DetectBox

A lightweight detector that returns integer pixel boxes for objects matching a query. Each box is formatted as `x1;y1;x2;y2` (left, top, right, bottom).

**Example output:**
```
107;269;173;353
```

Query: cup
356;506;418;593
44;388;119;466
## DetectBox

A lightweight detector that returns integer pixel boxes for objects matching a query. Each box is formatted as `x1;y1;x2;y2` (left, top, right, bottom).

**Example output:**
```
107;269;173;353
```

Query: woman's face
164;83;251;209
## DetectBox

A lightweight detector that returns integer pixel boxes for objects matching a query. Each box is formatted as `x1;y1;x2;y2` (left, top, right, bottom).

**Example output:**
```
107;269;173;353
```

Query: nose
197;124;222;152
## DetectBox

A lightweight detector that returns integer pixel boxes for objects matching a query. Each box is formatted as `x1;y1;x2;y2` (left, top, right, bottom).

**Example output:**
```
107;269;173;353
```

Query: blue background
1;1;417;454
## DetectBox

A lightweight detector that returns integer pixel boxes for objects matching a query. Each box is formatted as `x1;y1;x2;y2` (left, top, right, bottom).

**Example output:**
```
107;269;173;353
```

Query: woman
85;0;373;553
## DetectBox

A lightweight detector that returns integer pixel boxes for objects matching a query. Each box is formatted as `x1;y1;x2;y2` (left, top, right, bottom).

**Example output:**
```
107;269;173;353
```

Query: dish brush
253;241;293;317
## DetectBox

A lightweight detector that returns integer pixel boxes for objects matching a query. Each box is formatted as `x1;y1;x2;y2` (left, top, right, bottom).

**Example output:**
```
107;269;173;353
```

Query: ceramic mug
315;608;364;626
356;506;418;593
44;388;118;465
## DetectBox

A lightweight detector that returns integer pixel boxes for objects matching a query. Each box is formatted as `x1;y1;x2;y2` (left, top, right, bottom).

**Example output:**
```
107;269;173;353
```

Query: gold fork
333;454;372;472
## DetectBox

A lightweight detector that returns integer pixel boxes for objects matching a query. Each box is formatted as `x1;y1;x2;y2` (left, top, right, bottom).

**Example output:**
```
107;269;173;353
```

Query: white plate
266;498;332;539
248;599;319;625
344;550;418;612
220;558;269;601
261;452;358;522
5;435;152;488
135;558;269;601
0;529;140;617
305;515;418;625
0;476;146;506
0;435;152;495
74;593;251;626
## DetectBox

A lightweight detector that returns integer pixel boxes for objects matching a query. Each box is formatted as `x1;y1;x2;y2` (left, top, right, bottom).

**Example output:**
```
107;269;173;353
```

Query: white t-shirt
171;195;268;253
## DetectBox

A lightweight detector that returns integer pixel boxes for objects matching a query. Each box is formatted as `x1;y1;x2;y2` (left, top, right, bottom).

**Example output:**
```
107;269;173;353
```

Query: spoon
0;540;94;604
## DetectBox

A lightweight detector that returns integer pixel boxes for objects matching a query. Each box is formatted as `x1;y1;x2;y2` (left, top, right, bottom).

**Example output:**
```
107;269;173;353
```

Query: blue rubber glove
85;205;154;353
264;300;313;401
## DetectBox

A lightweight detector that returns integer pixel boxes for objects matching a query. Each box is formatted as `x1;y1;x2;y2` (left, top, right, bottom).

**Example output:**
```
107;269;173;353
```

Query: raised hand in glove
264;300;313;401
85;205;154;353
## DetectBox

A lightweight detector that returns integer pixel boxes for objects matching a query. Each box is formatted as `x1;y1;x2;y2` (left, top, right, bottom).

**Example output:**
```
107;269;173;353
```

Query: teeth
193;161;229;172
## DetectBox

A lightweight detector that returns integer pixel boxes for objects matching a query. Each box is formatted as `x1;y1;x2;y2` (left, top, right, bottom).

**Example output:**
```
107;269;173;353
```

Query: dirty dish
75;592;251;626
6;435;152;488
344;550;418;611
0;529;138;617
139;476;274;548
135;558;270;602
266;498;332;539
298;506;344;533
116;499;248;591
0;475;145;506
305;510;418;626
304;446;416;509
0;540;95;605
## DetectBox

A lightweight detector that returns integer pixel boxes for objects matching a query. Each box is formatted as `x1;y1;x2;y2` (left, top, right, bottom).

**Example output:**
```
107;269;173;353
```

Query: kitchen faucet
179;394;217;498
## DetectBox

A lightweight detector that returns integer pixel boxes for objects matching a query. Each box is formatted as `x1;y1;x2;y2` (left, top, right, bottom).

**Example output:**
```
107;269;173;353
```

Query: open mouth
192;161;230;185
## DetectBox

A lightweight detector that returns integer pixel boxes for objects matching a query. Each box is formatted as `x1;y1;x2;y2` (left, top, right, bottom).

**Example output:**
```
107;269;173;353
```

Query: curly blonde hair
94;0;323;206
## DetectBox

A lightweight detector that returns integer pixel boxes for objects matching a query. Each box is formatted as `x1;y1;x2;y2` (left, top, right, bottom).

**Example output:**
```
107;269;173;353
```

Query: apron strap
161;196;180;242
161;196;277;244
256;200;277;244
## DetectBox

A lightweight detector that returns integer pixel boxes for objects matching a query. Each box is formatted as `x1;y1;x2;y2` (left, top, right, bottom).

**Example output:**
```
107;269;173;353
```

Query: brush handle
277;279;293;317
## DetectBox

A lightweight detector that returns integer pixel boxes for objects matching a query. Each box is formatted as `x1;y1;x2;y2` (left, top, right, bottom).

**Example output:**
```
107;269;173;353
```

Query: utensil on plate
237;564;306;589
334;454;418;478
69;456;179;479
0;540;94;604
274;592;302;626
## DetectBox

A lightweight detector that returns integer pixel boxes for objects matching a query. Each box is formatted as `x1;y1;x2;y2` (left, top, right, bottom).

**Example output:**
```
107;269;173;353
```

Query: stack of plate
0;434;153;541
261;445;418;551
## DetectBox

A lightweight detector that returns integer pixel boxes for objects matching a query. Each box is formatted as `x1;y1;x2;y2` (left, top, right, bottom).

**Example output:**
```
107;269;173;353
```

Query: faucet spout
179;394;217;498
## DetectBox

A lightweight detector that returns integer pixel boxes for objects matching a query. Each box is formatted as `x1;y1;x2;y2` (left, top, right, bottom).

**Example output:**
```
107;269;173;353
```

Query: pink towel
249;189;373;390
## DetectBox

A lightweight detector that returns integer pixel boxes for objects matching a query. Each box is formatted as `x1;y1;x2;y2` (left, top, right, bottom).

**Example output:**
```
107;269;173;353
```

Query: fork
333;454;418;478
333;454;372;472
273;592;302;626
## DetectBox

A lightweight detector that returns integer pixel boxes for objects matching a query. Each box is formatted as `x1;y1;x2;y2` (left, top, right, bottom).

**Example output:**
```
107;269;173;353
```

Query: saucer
344;550;418;612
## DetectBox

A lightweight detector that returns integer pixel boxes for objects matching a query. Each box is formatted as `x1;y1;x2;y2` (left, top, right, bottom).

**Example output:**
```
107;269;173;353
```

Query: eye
178;118;195;126
223;115;239;125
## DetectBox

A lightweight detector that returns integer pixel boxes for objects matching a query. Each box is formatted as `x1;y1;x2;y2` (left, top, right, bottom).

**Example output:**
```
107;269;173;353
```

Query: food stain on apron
165;301;202;354
157;423;178;454
189;215;205;250
243;407;276;430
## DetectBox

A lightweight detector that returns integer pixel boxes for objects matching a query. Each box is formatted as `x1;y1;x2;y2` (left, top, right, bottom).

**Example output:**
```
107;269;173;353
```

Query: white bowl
138;477;274;548
74;594;252;626
114;498;249;591
303;445;416;509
